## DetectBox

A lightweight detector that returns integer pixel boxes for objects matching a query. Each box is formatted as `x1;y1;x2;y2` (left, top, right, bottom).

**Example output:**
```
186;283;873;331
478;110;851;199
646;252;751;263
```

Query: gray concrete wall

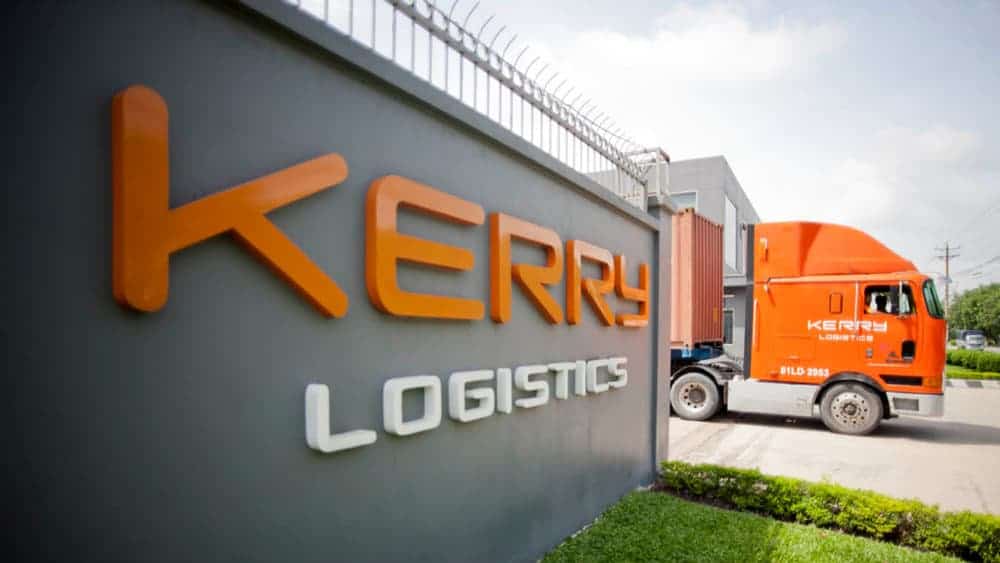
7;2;669;562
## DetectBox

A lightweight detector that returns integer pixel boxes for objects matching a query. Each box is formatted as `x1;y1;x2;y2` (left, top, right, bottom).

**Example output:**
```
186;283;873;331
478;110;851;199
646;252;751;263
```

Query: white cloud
508;2;1000;286
822;158;897;223
556;3;845;82
514;3;848;157
872;125;980;166
761;124;982;223
742;123;996;284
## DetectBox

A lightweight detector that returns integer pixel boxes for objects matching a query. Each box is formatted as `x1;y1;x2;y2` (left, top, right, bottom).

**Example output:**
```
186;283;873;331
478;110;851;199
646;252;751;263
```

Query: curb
946;379;1000;389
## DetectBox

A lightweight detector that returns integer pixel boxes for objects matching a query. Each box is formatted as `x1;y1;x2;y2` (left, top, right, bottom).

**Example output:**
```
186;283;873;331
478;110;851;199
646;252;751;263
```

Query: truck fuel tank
726;379;820;418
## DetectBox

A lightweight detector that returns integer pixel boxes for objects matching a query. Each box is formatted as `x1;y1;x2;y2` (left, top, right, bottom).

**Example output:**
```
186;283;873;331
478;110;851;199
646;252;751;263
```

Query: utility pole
934;242;960;315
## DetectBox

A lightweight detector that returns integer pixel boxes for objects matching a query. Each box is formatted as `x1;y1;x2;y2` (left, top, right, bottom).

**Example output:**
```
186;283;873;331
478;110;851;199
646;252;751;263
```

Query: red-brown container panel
671;209;723;347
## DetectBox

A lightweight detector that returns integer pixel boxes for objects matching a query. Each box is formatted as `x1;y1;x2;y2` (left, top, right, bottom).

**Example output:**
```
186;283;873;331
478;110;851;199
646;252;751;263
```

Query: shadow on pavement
686;412;1000;446
876;418;1000;446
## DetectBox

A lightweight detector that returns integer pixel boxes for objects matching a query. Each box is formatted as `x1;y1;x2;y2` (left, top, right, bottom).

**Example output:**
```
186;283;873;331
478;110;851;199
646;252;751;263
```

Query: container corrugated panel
671;209;724;347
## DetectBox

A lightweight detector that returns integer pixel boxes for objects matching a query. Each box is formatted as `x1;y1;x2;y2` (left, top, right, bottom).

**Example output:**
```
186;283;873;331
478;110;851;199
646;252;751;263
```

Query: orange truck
670;220;947;435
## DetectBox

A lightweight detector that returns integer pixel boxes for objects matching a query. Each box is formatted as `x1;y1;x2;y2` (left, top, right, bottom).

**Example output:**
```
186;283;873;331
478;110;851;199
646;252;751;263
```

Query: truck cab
670;221;947;435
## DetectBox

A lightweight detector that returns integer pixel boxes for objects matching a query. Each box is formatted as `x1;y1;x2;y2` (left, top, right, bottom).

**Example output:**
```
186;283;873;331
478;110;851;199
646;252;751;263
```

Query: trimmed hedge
659;461;1000;562
947;349;1000;374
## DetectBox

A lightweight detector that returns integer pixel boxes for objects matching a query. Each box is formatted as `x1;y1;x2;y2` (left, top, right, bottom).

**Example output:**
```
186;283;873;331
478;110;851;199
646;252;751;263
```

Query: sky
455;0;1000;292
302;0;1000;293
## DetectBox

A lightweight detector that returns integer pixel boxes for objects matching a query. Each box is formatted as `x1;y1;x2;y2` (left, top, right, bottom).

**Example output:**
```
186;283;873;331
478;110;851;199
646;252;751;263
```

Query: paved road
669;386;1000;514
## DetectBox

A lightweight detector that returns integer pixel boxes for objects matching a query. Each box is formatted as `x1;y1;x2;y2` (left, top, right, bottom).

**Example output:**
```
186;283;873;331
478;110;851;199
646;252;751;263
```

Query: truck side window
922;280;945;318
829;293;843;314
865;286;891;314
864;285;914;316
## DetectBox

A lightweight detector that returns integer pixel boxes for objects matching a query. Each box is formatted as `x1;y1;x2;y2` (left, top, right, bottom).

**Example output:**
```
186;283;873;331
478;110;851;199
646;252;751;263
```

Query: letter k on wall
112;85;349;317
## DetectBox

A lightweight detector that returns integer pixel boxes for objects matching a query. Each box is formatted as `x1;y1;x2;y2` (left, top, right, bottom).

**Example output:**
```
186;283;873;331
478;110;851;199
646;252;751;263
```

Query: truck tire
670;372;721;421
820;383;882;435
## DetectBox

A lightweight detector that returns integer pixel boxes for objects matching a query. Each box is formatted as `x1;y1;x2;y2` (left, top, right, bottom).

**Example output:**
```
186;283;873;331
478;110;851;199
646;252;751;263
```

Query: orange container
671;209;723;347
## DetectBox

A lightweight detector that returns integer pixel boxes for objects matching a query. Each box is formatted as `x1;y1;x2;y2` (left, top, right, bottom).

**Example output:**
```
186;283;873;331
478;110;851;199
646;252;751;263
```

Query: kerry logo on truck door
807;319;887;342
112;85;649;326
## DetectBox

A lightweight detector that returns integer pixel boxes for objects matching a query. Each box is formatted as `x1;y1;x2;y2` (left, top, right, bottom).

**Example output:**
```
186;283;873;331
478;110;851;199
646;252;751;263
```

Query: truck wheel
820;383;882;435
670;373;721;421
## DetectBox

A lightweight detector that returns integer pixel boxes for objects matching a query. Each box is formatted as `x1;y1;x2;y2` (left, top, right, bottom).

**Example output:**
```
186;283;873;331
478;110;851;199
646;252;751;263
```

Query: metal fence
629;147;671;200
288;0;652;209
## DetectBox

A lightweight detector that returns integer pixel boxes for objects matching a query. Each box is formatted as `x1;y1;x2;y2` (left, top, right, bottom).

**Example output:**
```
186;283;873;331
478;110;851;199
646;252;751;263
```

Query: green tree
948;283;1000;342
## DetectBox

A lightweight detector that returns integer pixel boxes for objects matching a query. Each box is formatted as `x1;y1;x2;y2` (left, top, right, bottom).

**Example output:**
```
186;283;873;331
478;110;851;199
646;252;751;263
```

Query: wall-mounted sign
110;86;646;455
305;357;629;453
111;85;650;327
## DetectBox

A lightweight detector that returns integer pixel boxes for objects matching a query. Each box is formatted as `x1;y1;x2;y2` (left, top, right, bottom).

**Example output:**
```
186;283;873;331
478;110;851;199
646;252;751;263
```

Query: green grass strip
947;364;1000;380
544;491;959;563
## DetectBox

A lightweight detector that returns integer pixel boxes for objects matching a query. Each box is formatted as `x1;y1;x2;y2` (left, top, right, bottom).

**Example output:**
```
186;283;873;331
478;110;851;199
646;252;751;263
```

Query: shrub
946;349;967;368
659;461;1000;562
947;349;1000;373
976;351;1000;373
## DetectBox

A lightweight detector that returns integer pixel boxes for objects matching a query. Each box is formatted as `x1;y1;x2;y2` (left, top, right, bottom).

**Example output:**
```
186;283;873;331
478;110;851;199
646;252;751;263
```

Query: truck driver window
865;287;891;314
864;285;914;316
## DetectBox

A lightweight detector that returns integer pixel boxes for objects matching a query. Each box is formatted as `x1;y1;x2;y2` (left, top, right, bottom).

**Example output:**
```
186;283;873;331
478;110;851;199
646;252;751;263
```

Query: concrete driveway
669;386;1000;514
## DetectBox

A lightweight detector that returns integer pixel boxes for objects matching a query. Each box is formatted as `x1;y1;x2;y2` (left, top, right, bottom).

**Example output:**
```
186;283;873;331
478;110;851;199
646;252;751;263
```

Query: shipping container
671;209;723;348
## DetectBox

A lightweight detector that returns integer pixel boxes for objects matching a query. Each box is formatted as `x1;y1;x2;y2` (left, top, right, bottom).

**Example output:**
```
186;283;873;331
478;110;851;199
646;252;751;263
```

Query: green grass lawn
544;491;960;563
946;364;1000;380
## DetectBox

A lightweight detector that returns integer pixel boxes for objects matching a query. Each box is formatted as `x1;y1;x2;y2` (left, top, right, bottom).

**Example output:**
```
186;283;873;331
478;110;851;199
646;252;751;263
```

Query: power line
955;254;1000;276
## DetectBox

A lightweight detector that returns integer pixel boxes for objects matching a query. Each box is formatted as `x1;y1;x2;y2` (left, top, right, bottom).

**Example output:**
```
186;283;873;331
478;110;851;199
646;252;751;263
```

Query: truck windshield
922;280;945;319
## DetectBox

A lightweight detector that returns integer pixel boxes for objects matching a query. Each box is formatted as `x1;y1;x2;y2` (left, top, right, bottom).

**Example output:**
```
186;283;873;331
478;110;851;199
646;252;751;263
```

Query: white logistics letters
514;364;550;408
306;356;629;453
448;369;496;422
305;384;378;453
383;375;442;436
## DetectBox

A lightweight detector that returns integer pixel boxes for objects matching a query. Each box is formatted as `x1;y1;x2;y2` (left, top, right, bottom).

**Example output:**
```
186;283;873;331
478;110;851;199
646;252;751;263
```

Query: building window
724;196;737;270
671;191;697;211
723;309;734;344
